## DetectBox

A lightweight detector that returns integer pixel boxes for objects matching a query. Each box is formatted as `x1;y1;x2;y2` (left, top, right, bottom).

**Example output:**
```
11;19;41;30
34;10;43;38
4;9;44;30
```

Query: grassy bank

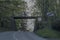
36;28;60;38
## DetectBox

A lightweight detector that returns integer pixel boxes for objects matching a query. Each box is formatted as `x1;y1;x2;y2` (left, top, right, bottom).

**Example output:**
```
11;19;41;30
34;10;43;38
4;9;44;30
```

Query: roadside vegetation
0;0;26;31
0;0;60;38
36;28;60;38
35;0;60;38
35;19;60;38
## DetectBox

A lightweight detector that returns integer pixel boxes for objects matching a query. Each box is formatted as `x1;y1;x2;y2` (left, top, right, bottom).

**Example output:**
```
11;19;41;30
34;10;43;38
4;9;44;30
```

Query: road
0;31;47;40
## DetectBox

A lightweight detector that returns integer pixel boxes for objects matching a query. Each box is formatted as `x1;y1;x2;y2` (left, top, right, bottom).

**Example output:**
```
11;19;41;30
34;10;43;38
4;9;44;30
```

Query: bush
36;28;60;38
52;19;60;31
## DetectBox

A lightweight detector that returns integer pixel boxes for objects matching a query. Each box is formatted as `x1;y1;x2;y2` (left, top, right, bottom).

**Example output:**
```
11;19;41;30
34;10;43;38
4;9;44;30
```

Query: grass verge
36;28;60;38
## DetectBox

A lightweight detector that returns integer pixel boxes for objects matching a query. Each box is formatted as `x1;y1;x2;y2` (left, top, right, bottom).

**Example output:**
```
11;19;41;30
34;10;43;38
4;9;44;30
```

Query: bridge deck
14;16;39;19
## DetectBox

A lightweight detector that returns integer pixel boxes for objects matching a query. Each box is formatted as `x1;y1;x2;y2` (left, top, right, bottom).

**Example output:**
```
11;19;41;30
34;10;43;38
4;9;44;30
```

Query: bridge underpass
14;16;41;32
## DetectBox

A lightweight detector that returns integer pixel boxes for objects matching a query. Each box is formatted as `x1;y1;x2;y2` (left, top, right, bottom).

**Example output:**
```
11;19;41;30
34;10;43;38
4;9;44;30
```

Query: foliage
52;19;60;31
0;0;26;17
36;0;60;21
0;0;26;31
35;0;60;38
36;28;60;38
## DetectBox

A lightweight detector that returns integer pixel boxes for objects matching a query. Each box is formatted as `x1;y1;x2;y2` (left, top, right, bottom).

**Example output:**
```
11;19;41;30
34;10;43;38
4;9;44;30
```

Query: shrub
52;19;60;31
36;28;60;38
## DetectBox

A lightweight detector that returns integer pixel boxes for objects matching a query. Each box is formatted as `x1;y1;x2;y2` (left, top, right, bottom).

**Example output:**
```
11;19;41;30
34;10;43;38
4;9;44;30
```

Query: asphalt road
0;31;47;40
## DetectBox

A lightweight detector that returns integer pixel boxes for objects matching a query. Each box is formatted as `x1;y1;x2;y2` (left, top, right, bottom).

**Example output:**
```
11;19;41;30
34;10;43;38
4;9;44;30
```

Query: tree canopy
0;0;26;17
36;0;60;21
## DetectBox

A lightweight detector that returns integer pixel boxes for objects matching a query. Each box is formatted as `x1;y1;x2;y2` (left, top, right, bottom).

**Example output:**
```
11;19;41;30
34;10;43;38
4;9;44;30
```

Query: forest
0;0;60;38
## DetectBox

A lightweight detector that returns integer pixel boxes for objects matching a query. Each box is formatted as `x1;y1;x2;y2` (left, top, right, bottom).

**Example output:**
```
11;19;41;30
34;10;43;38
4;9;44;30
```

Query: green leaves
0;0;26;17
0;0;26;30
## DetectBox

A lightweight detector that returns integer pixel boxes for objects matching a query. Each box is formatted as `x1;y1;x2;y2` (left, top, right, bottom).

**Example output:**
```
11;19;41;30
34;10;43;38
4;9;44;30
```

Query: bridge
13;16;41;19
1;16;41;31
13;16;41;32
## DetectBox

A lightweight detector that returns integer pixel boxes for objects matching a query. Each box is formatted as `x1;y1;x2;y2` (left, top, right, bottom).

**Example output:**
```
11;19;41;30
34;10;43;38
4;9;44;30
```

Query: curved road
0;31;47;40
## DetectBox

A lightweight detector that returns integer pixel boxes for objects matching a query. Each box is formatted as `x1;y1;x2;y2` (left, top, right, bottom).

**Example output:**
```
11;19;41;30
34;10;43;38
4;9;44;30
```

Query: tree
0;0;26;17
36;0;49;21
36;0;59;21
35;0;60;29
0;0;26;30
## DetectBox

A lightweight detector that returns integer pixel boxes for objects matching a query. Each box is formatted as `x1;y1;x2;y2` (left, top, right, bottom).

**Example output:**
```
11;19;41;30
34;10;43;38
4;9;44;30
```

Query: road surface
0;31;47;40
